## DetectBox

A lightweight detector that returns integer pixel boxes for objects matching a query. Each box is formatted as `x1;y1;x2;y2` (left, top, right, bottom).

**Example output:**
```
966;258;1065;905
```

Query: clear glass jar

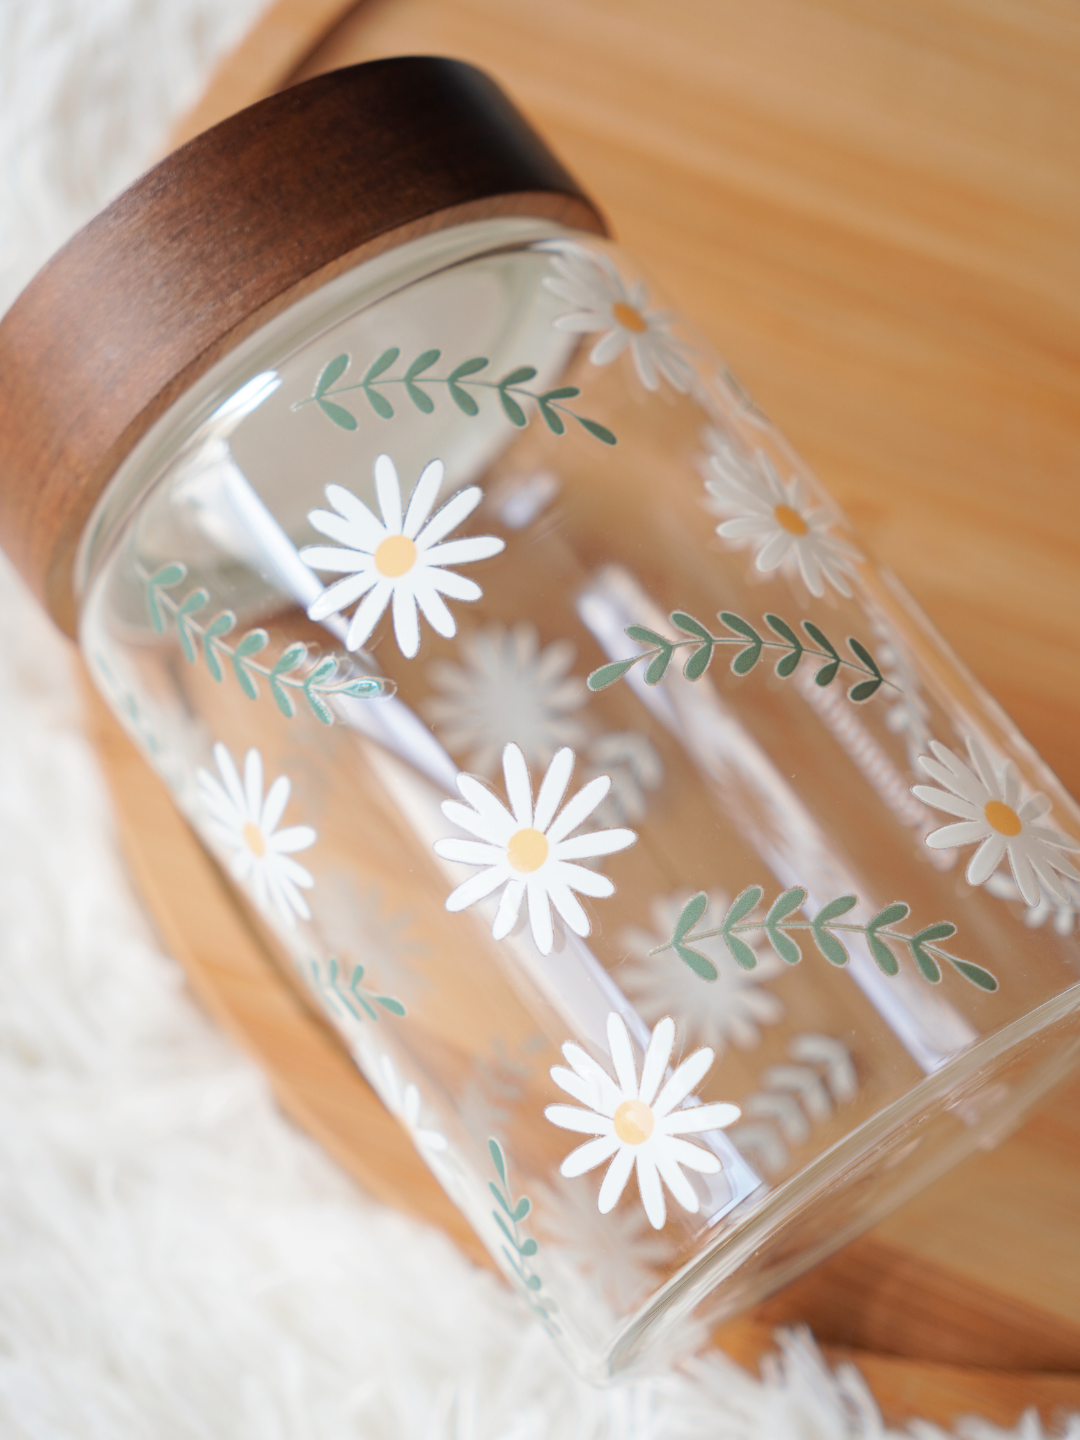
6;61;1080;1383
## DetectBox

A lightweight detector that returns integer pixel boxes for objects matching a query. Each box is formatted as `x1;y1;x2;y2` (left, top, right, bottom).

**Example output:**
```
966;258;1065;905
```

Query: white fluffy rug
0;4;1074;1436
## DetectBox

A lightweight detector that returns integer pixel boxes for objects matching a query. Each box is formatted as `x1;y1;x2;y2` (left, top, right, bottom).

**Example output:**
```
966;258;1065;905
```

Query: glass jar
1;57;1078;1383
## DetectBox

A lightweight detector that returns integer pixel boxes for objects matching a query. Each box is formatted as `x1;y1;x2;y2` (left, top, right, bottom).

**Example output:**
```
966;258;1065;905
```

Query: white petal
915;758;987;808
502;744;533;827
561;1134;622;1180
589;327;630;366
424;568;483;602
214;743;247;817
322;484;386;549
345;581;392;651
390;585;420;657
433;838;506;866
561;1045;621;1115
544;1105;611;1135
921;819;990;849
754;529;794;573
260;775;290;835
665;1135;724;1170
629;336;659;391
635;1153;666;1229
562;1134;621;1181
552;862;615;899
413;582;458;639
299;545;373;574
270;825;316;855
1009;849;1041;906
549;1066;601;1108
606;1012;639;1098
664;1101;741;1134
403;458;444;538
966;833;1007;887
653;1046;714;1119
374;454;403;531
638;1016;675;1106
546;878;591;937
966;736;1001;796
597;1146;635;1212
455;775;517;836
445;866;508;913
527;880;554;955
274;856;314;890
554;827;636;860
422;536;504;566
415;487;482;548
654;1149;699;1213
307;569;379;619
492;880;525;940
534;748;575;834
545;775;610;844
440;799;503;843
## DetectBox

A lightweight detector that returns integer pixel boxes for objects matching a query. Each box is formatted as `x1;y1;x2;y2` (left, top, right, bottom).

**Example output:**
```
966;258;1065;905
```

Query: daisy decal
424;623;587;776
545;1012;740;1230
433;742;636;955
197;743;316;927
705;440;861;598
301;454;505;658
543;249;694;393
912;737;1080;906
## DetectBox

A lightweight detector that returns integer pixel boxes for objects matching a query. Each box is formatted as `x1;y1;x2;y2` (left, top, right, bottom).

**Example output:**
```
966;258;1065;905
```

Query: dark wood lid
0;56;606;635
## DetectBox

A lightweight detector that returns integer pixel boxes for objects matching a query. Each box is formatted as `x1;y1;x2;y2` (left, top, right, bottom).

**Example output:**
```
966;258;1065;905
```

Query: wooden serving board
93;0;1080;1424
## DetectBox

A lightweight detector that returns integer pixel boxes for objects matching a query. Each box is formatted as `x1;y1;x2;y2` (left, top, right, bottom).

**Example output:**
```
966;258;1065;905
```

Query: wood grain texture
100;0;1080;1416
0;57;604;636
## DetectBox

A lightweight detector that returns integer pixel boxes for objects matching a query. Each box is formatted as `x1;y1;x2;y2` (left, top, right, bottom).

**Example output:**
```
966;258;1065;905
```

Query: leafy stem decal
488;1137;559;1333
588;608;895;703
310;956;406;1024
296;349;617;446
653;887;998;992
143;562;392;723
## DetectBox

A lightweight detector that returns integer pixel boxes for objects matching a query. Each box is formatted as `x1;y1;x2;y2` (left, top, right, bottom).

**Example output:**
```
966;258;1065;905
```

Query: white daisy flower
375;1054;449;1158
301;454;505;658
424;623;587;776
545;1012;740;1230
912;737;1080;906
543;249;694;392
196;743;316;927
433;742;636;956
620;891;784;1052
705;439;862;598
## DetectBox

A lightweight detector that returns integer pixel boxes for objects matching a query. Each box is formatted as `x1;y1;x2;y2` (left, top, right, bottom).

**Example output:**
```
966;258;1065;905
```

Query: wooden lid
0;56;606;635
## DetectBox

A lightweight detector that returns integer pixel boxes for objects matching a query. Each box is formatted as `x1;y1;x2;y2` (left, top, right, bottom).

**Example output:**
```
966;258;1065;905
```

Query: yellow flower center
612;301;648;334
374;534;417;577
506;827;549;873
242;822;267;857
774;503;809;536
984;799;1022;837
614;1098;655;1145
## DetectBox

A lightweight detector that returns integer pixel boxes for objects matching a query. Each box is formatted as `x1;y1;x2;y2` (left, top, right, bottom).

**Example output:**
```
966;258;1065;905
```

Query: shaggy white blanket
0;4;1074;1435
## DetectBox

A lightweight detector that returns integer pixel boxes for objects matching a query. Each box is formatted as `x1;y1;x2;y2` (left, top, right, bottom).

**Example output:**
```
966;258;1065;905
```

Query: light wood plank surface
97;0;1080;1420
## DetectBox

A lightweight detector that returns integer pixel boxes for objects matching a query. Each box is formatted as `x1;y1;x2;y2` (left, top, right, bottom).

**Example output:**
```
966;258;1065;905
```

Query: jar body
78;215;1080;1380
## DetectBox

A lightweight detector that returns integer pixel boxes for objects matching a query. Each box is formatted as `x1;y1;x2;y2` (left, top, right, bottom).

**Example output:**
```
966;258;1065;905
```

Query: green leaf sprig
654;887;998;992
143;562;391;724
588;608;894;703
487;1137;559;1333
298;349;616;446
310;956;406;1023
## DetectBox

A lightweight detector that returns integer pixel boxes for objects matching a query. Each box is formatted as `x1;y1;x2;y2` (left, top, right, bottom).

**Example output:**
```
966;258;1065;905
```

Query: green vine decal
310;956;406;1023
653;886;998;992
296;349;617;446
142;562;391;723
588;608;895;703
488;1137;559;1333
